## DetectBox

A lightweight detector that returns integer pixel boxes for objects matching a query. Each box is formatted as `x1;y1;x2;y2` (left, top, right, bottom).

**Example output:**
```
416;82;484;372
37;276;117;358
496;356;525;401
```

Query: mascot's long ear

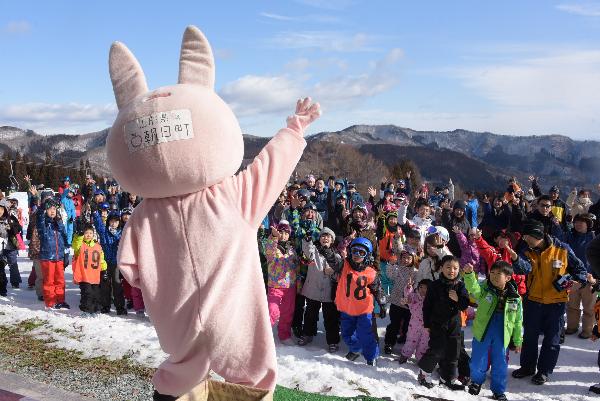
109;42;148;110
178;25;215;89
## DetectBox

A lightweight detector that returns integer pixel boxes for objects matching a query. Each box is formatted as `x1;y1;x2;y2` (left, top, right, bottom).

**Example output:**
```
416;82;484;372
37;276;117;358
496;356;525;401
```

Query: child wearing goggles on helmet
335;237;386;366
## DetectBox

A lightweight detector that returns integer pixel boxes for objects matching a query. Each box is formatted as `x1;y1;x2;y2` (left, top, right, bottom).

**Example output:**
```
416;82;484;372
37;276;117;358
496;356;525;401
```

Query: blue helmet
94;189;105;197
100;202;110;210
349;237;373;255
63;176;70;182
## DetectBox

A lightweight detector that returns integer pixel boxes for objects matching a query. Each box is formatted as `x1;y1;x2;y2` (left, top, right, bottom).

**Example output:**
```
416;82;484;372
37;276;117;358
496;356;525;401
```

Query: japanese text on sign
124;109;194;153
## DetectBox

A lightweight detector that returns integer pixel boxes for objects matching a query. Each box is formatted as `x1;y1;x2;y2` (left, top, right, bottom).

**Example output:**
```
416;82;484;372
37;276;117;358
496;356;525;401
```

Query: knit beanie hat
522;219;545;240
453;200;467;210
320;227;335;239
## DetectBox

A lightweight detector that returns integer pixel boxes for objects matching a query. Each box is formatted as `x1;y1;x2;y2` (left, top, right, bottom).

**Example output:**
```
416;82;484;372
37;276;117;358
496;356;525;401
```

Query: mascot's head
107;26;244;198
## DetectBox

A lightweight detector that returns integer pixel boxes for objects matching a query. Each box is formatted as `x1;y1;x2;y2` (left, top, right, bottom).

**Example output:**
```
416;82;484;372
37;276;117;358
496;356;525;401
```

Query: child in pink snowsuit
399;279;432;364
265;220;298;343
107;26;320;398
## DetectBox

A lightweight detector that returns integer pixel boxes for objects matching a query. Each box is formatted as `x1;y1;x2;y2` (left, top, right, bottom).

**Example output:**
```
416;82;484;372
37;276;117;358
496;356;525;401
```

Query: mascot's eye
144;92;172;102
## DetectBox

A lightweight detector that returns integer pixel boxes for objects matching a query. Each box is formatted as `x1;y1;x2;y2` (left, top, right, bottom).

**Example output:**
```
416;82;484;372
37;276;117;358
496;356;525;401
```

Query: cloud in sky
294;0;355;10
556;2;600;17
456;49;600;115
0;103;117;134
3;20;31;34
259;11;341;24
268;31;381;52
219;48;403;117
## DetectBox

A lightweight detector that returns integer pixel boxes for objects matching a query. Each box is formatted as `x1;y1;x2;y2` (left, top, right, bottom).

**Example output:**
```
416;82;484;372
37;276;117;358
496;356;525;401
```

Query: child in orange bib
72;224;107;315
335;237;386;366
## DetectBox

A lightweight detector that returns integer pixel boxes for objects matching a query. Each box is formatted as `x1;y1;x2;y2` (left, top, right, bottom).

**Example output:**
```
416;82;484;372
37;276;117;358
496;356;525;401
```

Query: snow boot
468;382;481;395
345;351;360;361
589;383;600;394
384;344;393;354
366;358;377;367
397;355;408;364
440;378;465;391
531;372;548;385
417;371;434;389
328;344;339;353
297;336;313;346
492;393;508;401
512;367;535;379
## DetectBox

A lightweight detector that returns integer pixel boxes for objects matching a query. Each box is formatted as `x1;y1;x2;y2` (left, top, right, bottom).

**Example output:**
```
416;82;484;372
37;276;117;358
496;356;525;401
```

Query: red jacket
474;236;527;296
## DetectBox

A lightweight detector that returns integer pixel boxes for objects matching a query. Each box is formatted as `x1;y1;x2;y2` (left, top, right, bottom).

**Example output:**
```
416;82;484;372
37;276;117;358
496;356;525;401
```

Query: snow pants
267;287;296;341
520;299;565;375
340;312;379;363
40;260;65;307
79;282;100;313
302;298;340;345
401;322;430;360
131;286;145;312
470;312;508;395
292;294;306;336
418;317;461;381
100;262;125;312
379;261;393;298
384;304;411;346
567;282;596;337
1;248;21;288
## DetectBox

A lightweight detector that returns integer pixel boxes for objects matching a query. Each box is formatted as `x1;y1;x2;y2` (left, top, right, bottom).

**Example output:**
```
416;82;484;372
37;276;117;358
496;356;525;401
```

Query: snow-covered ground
1;254;599;401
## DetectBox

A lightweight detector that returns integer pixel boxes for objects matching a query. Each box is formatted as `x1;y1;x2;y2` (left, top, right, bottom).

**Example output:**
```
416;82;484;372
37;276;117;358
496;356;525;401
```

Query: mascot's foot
155;379;273;401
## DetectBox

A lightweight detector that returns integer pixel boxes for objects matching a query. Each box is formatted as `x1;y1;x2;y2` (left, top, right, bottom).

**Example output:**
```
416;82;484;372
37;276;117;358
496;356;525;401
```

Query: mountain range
1;124;598;193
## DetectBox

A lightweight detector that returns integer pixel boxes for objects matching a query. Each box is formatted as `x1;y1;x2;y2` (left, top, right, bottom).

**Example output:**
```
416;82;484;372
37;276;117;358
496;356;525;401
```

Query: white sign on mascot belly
106;26;320;401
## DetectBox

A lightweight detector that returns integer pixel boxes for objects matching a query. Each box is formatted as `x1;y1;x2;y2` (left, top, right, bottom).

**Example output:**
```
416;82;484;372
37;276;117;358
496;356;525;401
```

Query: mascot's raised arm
106;25;320;401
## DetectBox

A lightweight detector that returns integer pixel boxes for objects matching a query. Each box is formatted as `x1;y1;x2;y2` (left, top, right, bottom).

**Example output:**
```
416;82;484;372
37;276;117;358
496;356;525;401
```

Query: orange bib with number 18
335;260;376;316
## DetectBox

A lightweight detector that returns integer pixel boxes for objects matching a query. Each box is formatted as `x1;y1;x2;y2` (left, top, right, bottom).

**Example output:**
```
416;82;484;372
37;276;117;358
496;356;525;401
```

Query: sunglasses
539;203;552;208
351;248;368;257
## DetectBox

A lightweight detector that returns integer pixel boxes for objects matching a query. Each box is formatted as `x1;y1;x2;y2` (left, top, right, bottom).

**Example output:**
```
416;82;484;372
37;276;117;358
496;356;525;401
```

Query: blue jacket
61;192;76;223
36;208;68;261
564;230;595;272
466;198;479;228
93;211;122;265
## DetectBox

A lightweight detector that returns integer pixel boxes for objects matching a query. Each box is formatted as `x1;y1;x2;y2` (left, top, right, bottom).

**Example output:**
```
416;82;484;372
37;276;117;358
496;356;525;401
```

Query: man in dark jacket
531;179;568;230
527;195;563;239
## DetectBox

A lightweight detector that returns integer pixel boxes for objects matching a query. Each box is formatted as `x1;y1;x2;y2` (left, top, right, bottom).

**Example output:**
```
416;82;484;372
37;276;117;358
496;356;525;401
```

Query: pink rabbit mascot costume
106;26;320;400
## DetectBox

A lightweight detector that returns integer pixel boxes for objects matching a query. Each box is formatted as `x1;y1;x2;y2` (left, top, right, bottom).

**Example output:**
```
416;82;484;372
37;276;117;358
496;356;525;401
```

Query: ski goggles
350;247;368;258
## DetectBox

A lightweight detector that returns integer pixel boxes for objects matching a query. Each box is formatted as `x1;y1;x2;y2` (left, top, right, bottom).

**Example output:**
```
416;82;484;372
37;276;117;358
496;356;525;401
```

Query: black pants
1;249;21;288
302;298;340;344
372;314;380;345
100;263;125;312
292;294;306;333
458;330;471;378
418;318;462;381
79;282;100;313
384;304;411;346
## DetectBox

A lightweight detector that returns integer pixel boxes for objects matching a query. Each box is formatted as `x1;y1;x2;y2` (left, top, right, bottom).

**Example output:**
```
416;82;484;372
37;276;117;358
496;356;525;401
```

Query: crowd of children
261;174;600;401
2;171;600;400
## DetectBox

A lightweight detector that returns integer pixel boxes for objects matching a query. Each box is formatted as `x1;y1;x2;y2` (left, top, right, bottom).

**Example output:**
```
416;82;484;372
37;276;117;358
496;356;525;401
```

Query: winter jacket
27;211;41;259
566;192;593;217
0;203;22;252
422;275;470;329
463;272;523;348
404;283;425;329
513;235;587;304
35;208;68;261
442;209;471;257
563;229;595;272
587;236;600;278
377;218;402;263
415;246;452;284
300;238;341;302
92;211;122;265
474;236;527;296
589;200;600;234
397;203;432;245
531;180;567;228
346;191;364;211
387;263;417;307
265;237;298;289
479;202;510;239
466;198;479;229
312;189;329;221
455;231;483;273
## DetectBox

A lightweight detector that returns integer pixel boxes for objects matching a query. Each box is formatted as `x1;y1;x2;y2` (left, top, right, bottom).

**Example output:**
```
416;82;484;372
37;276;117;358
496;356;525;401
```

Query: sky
1;0;600;140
